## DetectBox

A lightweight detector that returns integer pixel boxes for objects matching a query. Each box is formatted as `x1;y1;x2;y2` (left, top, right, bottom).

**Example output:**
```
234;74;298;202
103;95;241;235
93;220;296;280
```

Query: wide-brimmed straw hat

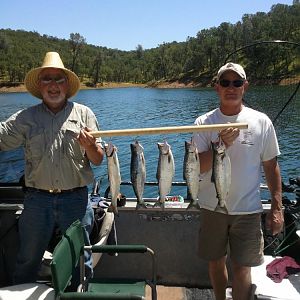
24;52;80;99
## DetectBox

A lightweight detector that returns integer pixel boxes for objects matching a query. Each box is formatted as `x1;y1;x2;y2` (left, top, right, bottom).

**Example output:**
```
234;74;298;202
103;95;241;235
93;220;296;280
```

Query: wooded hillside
0;2;299;87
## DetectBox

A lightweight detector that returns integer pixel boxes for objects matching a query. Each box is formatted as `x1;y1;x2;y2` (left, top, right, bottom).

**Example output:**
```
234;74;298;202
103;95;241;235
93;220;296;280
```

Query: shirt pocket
62;119;85;160
25;129;45;161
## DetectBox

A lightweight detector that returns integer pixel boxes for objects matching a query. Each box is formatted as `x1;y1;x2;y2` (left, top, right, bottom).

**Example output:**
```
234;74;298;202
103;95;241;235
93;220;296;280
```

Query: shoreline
0;82;148;94
0;80;205;94
1;76;297;94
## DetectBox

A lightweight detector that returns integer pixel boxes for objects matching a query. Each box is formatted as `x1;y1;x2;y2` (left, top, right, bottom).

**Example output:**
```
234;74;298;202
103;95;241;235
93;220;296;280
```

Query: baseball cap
217;62;246;81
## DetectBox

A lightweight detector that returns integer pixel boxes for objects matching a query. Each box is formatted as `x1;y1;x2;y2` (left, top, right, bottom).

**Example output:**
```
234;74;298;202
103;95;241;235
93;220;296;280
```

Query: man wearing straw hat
0;52;104;284
193;62;284;300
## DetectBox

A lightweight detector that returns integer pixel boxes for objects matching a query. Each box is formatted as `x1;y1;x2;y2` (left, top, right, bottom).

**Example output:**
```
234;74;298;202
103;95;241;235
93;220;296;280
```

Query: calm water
0;87;299;199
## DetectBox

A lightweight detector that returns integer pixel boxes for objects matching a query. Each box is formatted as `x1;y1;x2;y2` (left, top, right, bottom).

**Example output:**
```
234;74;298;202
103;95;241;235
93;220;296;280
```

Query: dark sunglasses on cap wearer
218;79;245;88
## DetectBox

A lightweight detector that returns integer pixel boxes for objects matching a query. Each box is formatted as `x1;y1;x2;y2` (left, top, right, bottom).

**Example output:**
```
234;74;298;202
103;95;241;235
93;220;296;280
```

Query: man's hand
219;127;240;148
77;127;104;165
77;127;97;150
263;158;283;236
265;209;284;236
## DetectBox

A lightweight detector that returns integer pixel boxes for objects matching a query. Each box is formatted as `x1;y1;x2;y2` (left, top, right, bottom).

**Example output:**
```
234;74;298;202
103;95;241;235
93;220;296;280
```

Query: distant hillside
0;2;299;87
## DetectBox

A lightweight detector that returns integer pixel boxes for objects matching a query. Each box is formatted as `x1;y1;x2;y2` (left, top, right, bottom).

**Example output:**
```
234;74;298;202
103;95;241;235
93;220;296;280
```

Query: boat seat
51;219;157;300
0;213;116;300
0;283;55;300
37;208;114;281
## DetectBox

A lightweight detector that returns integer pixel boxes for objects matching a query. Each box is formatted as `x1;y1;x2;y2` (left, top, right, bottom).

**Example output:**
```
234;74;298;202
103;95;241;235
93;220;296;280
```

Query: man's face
215;70;248;109
38;68;69;111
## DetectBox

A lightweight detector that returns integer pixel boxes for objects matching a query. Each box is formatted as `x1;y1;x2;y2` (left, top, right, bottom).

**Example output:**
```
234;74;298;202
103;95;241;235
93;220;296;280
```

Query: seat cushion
88;279;145;296
0;283;55;300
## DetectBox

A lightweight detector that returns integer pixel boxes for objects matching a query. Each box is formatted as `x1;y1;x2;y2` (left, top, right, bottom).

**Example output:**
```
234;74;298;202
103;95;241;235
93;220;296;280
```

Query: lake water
0;86;299;199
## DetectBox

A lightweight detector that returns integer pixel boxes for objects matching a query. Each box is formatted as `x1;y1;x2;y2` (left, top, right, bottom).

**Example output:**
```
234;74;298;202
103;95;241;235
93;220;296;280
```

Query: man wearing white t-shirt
193;62;284;300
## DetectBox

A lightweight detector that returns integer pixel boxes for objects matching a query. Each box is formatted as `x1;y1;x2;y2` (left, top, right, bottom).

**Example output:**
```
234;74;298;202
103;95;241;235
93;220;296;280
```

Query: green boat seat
51;220;157;300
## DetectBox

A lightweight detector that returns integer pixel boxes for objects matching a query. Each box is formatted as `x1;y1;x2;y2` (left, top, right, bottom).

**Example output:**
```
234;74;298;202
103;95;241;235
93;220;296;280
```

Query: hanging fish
130;141;147;209
211;138;231;208
105;142;121;214
183;140;201;210
155;141;175;208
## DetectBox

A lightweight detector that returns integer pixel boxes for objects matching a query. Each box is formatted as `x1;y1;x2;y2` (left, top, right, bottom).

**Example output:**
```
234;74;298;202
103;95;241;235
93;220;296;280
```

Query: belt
28;186;85;194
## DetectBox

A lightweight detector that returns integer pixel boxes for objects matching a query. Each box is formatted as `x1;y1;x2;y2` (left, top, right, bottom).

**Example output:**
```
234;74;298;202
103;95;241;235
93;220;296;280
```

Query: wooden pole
90;122;248;138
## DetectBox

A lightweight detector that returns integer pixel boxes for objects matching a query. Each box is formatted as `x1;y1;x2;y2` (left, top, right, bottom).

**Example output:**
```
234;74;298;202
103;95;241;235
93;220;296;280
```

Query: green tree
69;33;86;72
90;50;103;86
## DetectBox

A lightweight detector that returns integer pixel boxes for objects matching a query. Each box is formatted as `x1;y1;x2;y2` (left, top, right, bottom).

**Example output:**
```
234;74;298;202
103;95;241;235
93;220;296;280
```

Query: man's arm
263;157;284;235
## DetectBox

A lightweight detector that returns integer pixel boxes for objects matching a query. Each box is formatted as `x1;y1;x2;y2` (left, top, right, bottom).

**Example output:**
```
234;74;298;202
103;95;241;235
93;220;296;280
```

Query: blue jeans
13;186;94;284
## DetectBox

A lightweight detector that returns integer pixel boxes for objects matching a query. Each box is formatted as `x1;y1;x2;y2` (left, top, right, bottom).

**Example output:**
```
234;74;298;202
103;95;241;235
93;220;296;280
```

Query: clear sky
0;0;293;51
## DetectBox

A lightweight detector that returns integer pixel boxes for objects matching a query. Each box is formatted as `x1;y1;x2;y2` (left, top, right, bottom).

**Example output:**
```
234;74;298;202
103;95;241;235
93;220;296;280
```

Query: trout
105;142;121;214
130;141;147;209
155;141;175;208
183;140;201;210
211;139;231;208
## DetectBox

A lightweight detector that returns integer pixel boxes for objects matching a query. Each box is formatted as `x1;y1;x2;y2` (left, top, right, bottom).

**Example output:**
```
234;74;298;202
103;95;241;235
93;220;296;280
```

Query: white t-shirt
193;105;280;215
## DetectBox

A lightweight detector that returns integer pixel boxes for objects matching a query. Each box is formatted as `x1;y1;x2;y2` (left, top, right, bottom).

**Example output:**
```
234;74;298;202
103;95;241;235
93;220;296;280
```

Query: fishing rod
272;80;300;124
223;40;300;65
224;40;300;124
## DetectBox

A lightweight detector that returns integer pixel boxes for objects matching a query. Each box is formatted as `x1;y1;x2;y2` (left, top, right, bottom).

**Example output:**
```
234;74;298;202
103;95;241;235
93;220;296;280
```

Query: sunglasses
218;79;244;88
40;77;67;85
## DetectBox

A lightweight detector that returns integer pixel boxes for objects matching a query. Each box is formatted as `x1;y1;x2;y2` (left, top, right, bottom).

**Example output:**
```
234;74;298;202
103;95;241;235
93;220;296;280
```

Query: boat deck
1;183;300;299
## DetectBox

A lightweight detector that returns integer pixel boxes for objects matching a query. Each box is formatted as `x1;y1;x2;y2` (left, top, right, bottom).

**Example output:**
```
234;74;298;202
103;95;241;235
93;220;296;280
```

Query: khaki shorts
198;209;264;267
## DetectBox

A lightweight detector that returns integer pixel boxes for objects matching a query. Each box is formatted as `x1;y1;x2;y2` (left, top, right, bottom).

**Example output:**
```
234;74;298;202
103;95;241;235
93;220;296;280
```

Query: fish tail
153;198;165;209
218;200;226;208
108;204;119;215
186;201;201;210
136;201;147;210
